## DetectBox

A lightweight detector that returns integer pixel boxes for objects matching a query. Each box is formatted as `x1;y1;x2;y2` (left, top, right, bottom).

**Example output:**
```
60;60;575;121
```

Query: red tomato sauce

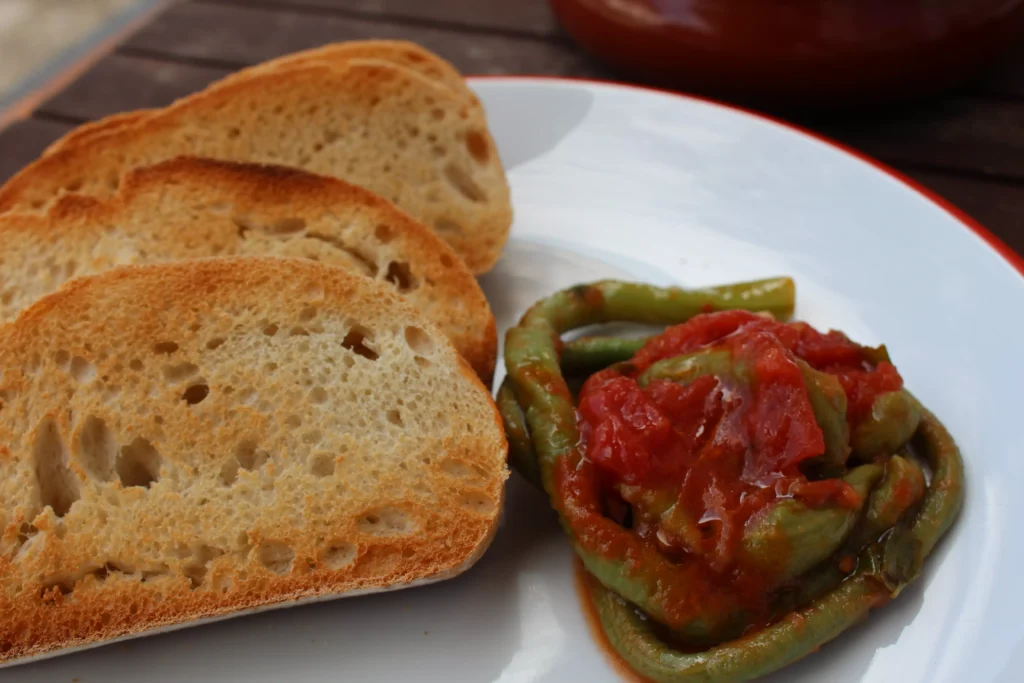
568;310;903;630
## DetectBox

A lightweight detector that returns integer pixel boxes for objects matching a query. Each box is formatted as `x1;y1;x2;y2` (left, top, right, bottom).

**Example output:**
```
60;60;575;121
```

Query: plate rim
466;74;1024;281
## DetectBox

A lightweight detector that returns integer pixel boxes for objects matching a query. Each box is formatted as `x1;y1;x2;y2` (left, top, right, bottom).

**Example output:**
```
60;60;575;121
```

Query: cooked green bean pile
499;277;964;683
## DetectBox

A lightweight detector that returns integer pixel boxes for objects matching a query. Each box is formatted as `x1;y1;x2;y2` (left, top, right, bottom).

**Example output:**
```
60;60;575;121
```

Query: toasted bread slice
0;59;511;273
0;257;508;666
43;41;473;157
0;157;496;382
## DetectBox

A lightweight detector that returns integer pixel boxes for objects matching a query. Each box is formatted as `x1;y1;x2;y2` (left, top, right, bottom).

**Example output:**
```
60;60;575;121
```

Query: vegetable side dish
499;277;963;683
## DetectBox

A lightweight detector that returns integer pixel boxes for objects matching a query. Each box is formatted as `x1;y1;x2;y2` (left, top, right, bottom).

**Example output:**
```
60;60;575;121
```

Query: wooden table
2;0;1023;256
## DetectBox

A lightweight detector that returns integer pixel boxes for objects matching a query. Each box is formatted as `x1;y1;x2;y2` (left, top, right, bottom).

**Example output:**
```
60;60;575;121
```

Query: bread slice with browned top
43;40;474;157
0;156;496;382
0;257;508;666
1;59;511;273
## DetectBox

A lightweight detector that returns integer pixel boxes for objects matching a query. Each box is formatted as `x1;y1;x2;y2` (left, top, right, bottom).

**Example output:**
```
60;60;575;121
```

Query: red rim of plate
466;74;1024;280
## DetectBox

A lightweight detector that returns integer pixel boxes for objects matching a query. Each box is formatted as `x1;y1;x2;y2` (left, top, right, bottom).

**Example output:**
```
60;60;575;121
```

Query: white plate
9;78;1024;683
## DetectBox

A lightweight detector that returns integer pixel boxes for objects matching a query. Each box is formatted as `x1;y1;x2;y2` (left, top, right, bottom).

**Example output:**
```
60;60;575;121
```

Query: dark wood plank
975;38;1024;99
905;168;1024;256
202;0;560;37
122;2;605;76
0;118;74;184
36;54;232;122
815;96;1024;182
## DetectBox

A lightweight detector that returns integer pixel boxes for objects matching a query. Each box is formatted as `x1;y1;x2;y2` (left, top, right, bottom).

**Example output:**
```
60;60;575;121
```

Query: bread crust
0;257;508;666
0;156;497;383
42;40;474;157
4;53;511;273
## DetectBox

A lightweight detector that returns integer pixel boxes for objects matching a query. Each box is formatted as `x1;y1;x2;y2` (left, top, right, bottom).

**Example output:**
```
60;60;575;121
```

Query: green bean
561;336;648;375
740;464;882;583
851;390;922;462
591;571;887;683
496;380;542;489
879;401;964;591
796;361;851;477
846;454;926;552
517;278;796;338
638;349;740;387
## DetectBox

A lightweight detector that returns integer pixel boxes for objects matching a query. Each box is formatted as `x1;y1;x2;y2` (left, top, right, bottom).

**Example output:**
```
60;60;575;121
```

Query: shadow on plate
474;83;594;171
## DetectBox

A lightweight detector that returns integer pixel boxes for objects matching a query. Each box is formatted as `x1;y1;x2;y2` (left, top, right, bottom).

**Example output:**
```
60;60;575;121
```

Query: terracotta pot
549;0;1024;109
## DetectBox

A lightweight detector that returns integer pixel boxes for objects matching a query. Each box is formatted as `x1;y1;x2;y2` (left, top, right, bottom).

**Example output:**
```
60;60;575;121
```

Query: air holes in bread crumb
54;350;70;369
182;384;209;405
117;437;161;489
440;458;472;479
321;541;356;570
431;108;445;121
70;356;95;383
303;430;322;445
219;458;239;486
386;410;403;427
306;233;379;276
33;417;80;517
404;326;435;356
236;440;268;472
17;523;38;547
233;215;253;238
153;341;179;355
269;217;306;235
39;575;76;601
374;224;395;243
435;218;462;235
258;541;294;575
206;337;226;350
310;387;327;404
309;452;334;477
299;306;317;323
285;415;302;429
129;359;143;371
358;506;414;536
184;545;225;590
465;130;490;164
459;491;496;515
263;323;279;337
385;261;415;292
163;362;198;382
79;416;117;481
342;325;379;361
443;163;486;203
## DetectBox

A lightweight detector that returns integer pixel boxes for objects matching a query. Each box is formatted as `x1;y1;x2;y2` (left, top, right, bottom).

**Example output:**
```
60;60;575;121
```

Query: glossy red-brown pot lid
549;0;1024;110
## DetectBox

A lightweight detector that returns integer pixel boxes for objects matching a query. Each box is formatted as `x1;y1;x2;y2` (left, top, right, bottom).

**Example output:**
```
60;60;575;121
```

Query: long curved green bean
496;380;542;489
500;277;965;682
561;335;648;375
